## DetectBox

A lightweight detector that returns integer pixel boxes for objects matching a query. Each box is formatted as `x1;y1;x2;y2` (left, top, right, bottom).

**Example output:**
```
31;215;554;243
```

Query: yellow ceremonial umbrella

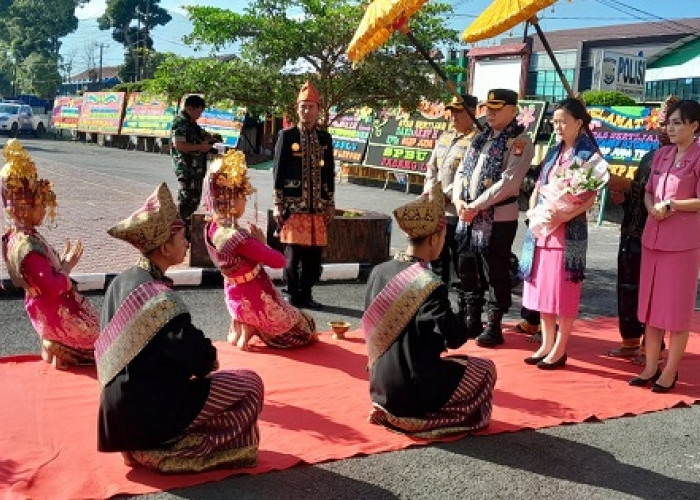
462;0;574;97
348;0;484;130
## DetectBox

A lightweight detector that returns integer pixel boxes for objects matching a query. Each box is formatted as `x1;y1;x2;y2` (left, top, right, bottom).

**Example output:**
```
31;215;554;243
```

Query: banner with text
589;105;660;179
121;93;176;137
197;107;247;148
51;96;83;130
328;107;373;164
363;103;448;174
77;92;126;134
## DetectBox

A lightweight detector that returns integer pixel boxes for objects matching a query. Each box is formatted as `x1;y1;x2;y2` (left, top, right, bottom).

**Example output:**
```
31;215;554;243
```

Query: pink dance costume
205;221;317;348
3;228;99;360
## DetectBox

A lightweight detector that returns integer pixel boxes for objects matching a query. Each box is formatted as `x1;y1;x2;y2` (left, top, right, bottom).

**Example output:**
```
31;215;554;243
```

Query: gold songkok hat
0;139;57;223
108;183;185;254
297;80;321;104
658;94;680;125
393;182;446;239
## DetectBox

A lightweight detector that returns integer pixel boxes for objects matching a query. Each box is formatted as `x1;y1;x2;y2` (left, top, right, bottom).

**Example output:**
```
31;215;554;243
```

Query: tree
0;1;88;96
120;47;168;81
0;0;88;60
17;53;62;98
82;42;99;82
174;0;458;125
97;0;171;81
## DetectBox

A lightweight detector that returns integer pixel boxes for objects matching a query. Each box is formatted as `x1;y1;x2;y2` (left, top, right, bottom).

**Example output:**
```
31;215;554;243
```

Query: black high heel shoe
628;368;662;387
524;354;547;365
537;354;567;370
651;373;678;393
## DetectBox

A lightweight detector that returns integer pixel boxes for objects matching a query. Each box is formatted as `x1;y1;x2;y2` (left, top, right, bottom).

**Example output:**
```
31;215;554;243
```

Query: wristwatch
664;199;672;212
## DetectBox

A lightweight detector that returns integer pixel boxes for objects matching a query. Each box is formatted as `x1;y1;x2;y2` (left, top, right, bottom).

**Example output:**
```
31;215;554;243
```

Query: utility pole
94;42;109;89
144;0;150;78
135;6;140;82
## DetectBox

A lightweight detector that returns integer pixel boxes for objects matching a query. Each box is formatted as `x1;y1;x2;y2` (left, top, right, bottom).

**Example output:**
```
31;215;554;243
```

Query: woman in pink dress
1;139;99;368
519;99;604;369
631;100;700;392
203;150;317;350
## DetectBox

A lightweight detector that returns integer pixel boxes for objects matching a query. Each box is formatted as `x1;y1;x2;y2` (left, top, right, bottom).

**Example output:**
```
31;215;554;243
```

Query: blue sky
77;0;699;32
67;1;699;74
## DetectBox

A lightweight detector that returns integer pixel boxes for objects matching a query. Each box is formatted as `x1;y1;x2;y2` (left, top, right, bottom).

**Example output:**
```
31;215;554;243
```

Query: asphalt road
2;136;700;499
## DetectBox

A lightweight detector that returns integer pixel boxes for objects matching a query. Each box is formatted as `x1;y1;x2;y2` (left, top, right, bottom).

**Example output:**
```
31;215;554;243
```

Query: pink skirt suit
522;219;582;317
638;143;700;332
522;150;584;317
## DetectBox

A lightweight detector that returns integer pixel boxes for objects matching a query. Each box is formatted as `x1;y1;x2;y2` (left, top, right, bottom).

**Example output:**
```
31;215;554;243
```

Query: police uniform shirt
424;129;476;216
454;129;534;222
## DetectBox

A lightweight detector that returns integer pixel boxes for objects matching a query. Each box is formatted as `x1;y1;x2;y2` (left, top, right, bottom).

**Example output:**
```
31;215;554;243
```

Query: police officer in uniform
454;89;535;347
423;94;478;308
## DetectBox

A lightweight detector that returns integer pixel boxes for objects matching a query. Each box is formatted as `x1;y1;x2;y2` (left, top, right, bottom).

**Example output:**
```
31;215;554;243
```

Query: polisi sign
617;56;645;86
594;50;646;100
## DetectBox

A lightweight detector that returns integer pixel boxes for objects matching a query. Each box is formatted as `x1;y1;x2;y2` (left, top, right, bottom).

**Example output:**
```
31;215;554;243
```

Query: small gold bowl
328;321;351;340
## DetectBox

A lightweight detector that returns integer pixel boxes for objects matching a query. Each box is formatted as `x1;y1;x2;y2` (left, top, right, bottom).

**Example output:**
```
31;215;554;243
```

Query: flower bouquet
527;153;610;239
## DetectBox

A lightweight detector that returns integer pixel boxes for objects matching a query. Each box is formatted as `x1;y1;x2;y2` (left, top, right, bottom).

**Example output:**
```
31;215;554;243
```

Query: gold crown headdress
205;150;256;222
0;139;57;225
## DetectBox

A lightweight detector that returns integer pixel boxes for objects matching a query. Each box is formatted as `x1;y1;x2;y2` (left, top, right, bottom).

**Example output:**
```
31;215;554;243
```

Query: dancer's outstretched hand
61;238;84;273
248;224;267;245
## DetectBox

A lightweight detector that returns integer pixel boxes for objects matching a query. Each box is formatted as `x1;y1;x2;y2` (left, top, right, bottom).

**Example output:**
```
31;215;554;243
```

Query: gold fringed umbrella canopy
462;0;596;144
347;0;428;63
347;0;483;130
461;0;556;44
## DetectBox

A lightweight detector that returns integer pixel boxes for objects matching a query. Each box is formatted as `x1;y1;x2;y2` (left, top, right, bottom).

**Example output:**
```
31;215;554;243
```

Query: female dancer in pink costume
1;139;99;368
203;150;317;350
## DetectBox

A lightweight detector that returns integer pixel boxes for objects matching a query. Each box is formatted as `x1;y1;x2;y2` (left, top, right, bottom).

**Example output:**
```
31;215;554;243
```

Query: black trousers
431;216;459;286
457;220;518;315
617;235;645;340
284;244;323;301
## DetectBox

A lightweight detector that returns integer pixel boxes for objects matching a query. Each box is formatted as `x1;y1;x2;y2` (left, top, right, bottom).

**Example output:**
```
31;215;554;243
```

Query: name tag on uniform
513;139;525;157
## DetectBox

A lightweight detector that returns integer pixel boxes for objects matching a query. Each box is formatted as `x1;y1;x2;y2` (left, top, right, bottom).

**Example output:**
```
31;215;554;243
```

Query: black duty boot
459;296;484;338
476;311;504;347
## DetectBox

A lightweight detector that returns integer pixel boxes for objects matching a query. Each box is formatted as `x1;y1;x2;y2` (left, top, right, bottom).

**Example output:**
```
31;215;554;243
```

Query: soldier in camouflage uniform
171;95;218;231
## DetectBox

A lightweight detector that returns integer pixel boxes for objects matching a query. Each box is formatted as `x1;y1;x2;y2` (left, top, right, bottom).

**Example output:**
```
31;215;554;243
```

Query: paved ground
2;137;700;499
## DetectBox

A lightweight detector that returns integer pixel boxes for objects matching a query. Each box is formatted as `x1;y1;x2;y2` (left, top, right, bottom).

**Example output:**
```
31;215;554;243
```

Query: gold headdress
393;182;446;239
107;183;185;254
205;150;255;220
0;139;57;224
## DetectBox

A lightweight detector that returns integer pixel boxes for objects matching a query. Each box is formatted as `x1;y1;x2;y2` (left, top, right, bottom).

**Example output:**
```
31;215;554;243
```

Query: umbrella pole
402;28;484;131
530;21;573;97
530;19;598;148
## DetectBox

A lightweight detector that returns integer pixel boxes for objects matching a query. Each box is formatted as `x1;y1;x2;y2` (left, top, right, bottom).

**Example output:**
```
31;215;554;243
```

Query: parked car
0;103;47;137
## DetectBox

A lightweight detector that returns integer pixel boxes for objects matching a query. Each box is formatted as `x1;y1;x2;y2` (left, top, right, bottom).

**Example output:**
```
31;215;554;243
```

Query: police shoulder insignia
513;139;525;156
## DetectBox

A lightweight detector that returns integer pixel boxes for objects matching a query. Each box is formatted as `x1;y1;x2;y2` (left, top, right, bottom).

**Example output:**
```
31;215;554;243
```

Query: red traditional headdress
297;80;321;104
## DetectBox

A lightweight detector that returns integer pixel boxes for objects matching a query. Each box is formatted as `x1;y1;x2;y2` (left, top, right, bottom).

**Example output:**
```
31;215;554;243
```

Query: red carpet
2;315;700;498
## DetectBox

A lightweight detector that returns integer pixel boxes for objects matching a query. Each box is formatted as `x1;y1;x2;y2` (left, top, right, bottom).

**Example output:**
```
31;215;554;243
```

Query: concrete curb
1;263;374;297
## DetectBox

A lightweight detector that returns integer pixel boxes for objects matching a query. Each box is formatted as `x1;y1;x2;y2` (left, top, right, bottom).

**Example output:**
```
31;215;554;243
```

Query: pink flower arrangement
527;153;610;239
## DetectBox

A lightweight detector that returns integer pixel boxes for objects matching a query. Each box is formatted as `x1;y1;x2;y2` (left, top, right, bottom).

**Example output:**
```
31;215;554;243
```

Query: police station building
465;17;700;104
